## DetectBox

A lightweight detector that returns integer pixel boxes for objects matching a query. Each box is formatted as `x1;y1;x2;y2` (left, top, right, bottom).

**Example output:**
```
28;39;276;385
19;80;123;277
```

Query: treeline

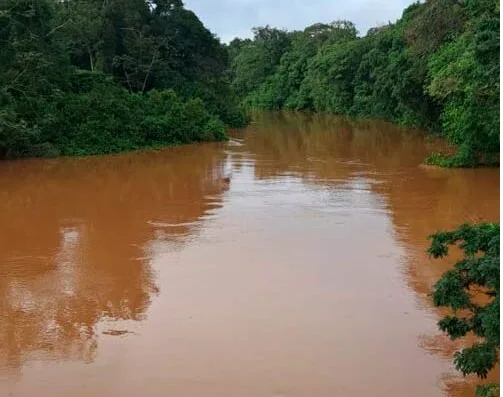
0;0;246;158
228;0;500;167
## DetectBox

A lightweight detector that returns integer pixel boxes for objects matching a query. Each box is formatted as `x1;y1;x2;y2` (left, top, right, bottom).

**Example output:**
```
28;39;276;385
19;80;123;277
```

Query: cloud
183;0;416;43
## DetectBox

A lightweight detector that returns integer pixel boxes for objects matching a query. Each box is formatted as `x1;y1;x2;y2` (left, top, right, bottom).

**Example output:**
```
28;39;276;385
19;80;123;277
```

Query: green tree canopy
0;0;247;159
229;0;500;167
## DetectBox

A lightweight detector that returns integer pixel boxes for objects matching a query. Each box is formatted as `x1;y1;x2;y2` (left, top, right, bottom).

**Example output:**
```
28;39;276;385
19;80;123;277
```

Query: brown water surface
0;112;499;397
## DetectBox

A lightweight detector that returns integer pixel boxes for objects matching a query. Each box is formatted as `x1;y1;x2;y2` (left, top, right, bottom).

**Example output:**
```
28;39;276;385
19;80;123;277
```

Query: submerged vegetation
228;0;500;167
0;0;246;158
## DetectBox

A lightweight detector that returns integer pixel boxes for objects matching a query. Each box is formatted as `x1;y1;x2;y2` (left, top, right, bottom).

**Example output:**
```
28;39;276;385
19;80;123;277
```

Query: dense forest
0;0;499;395
0;0;247;158
1;0;498;164
228;0;500;167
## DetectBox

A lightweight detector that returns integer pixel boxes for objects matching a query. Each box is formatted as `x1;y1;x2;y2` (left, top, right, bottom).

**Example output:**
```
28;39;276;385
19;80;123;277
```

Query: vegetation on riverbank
0;0;246;158
429;223;500;396
228;0;499;167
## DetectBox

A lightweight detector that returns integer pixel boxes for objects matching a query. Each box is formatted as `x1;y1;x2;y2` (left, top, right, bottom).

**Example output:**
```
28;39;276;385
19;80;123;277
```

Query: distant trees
230;0;500;167
0;0;246;158
429;223;500;396
230;26;291;98
1;0;498;163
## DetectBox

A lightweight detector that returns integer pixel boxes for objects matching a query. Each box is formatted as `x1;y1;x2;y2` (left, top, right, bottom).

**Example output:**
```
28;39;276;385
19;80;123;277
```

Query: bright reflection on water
0;112;499;397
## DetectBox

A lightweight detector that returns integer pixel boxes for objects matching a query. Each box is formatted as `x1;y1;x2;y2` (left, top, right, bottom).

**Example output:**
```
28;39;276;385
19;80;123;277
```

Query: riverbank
228;0;499;168
1;86;235;160
1;0;246;160
0;112;498;397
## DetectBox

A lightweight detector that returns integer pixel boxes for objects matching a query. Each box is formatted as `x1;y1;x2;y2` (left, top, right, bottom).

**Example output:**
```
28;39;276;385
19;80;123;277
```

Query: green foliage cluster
429;223;500;395
229;0;500;167
0;0;246;158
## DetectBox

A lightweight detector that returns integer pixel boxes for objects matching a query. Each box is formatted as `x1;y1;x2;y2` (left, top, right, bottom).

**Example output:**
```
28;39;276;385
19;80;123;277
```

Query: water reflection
232;111;499;395
0;112;498;397
237;111;444;180
0;144;228;374
375;164;500;393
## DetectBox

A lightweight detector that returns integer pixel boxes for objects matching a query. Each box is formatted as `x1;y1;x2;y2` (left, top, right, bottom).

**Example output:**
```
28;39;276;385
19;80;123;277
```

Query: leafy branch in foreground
429;223;500;396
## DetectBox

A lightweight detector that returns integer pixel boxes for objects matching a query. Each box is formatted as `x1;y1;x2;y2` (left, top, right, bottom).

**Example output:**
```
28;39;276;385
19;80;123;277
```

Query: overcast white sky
183;0;417;43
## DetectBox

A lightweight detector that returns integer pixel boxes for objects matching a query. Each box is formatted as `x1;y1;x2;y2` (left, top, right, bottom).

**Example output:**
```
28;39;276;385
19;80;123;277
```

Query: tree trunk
141;51;158;94
88;46;94;72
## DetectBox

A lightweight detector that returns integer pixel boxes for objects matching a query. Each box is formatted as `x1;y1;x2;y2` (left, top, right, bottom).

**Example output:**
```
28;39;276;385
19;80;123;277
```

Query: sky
183;0;416;43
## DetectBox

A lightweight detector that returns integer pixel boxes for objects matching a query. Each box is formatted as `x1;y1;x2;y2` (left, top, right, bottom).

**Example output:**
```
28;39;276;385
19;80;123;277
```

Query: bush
0;82;229;158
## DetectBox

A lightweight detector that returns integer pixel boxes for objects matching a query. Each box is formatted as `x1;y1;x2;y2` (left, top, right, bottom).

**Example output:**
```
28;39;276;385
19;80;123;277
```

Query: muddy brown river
0;112;499;397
